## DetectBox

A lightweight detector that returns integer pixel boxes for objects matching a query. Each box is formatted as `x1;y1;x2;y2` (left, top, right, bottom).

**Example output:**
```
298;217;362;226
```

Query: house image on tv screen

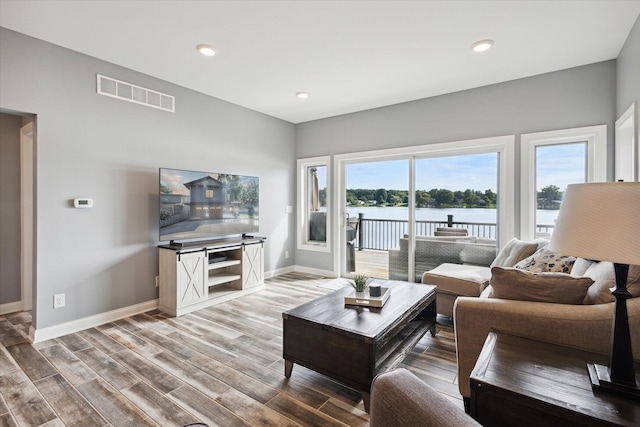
159;168;259;241
184;175;226;220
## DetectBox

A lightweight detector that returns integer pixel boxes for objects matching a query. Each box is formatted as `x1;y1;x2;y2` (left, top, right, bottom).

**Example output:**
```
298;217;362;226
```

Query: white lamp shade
548;182;640;265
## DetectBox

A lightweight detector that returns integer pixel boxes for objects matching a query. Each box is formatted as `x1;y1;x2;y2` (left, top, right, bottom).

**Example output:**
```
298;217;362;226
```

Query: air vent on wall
96;74;175;112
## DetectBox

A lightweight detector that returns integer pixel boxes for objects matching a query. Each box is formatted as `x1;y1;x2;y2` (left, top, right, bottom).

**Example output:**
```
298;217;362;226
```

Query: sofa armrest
370;368;480;427
454;296;640;398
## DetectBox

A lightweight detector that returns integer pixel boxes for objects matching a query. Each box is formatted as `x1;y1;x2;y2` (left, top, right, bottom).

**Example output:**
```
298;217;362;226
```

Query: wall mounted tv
159;168;259;242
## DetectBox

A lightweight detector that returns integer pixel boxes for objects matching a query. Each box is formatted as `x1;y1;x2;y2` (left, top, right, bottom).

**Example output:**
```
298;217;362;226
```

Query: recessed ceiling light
296;92;310;99
471;39;494;53
197;44;216;57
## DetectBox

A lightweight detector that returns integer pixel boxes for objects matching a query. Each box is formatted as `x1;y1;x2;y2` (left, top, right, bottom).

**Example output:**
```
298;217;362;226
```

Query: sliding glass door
336;136;513;281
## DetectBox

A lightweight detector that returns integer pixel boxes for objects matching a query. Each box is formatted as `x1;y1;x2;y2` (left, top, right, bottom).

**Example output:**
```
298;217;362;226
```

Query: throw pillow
581;261;640;304
490;238;539;268
514;248;576;273
489;266;593;304
570;258;594;277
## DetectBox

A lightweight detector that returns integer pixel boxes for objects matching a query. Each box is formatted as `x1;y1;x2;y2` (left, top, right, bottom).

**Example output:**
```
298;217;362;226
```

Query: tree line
318;184;562;209
536;184;562;209
342;188;498;208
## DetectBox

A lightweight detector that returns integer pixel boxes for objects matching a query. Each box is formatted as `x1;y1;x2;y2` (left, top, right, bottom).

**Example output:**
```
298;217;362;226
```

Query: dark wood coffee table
282;279;436;411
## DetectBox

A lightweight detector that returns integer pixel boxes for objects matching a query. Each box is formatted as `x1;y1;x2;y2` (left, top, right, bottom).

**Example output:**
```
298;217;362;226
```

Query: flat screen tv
159;168;259;242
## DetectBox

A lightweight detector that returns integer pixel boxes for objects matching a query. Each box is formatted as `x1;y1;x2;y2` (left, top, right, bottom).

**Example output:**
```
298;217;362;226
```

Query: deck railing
353;214;554;251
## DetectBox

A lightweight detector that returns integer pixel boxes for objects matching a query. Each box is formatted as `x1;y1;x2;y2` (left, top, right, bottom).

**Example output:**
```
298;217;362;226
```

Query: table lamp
549;182;640;398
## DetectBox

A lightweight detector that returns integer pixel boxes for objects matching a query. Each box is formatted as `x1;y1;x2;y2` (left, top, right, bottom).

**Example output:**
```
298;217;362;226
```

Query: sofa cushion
422;263;491;297
434;227;469;237
459;243;497;266
488;266;593;304
577;261;640;304
490;238;539;268
514;248;576;273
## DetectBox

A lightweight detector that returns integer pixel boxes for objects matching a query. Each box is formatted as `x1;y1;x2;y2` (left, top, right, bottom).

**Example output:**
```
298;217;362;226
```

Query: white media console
158;236;265;316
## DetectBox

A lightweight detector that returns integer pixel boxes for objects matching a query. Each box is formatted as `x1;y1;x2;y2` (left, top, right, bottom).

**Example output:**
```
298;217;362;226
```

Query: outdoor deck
354;249;391;279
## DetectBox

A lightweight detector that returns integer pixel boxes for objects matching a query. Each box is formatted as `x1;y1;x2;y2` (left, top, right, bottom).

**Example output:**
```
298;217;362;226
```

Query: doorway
21;121;34;311
0;111;35;316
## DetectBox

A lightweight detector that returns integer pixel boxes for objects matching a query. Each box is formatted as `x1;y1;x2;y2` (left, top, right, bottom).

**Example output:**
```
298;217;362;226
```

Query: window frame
615;102;637;182
297;156;331;253
520;125;607;241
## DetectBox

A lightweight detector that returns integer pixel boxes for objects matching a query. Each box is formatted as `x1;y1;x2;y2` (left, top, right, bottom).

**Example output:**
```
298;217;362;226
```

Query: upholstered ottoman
422;264;492;317
422;238;544;317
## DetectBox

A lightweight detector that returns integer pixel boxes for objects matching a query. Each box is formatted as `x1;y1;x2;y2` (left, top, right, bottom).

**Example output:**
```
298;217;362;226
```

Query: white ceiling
1;1;639;124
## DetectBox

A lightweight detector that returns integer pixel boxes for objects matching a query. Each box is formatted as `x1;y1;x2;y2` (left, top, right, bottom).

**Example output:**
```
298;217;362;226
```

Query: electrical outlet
155;276;159;287
53;293;65;309
285;250;290;259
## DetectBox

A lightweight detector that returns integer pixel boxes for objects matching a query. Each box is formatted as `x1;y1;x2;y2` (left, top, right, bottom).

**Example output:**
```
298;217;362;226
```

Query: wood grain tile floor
0;272;460;427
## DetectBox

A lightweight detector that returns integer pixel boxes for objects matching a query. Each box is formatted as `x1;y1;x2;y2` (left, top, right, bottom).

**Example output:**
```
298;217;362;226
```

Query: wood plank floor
0;272;460;427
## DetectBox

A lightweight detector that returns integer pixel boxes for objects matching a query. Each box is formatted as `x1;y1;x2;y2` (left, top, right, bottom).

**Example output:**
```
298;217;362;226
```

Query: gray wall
617;15;640;117
295;61;617;272
1;17;635;330
0;113;22;304
0;28;296;329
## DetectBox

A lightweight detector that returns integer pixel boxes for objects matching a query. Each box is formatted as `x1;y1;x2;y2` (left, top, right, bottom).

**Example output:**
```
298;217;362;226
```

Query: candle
369;284;381;297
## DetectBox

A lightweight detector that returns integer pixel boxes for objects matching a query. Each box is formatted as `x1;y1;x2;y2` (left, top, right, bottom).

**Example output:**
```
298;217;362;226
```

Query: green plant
350;274;371;293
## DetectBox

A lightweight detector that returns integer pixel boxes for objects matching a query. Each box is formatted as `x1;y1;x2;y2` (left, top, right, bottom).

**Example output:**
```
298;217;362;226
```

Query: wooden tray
344;287;390;307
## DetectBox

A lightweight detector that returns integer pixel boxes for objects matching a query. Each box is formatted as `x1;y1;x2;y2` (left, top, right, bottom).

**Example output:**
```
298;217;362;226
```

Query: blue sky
317;143;586;192
346;154;498;191
536;142;586;192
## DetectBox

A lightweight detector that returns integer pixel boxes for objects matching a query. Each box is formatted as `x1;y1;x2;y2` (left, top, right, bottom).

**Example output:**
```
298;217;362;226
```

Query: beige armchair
454;296;640;403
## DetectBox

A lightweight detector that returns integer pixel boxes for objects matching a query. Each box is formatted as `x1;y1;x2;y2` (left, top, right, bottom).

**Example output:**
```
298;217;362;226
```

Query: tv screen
159;168;259;242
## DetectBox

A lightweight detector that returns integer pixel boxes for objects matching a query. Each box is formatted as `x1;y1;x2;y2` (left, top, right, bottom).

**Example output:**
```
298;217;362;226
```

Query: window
297;156;331;252
520;125;606;241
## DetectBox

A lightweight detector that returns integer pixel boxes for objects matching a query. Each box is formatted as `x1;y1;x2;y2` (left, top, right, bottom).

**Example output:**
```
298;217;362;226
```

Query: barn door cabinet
158;236;265;316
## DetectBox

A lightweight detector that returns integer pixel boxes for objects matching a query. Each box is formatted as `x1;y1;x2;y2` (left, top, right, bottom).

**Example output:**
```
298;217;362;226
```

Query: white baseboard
0;301;23;315
30;299;159;343
26;267;336;343
267;265;337;279
265;265;295;278
294;265;336;278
